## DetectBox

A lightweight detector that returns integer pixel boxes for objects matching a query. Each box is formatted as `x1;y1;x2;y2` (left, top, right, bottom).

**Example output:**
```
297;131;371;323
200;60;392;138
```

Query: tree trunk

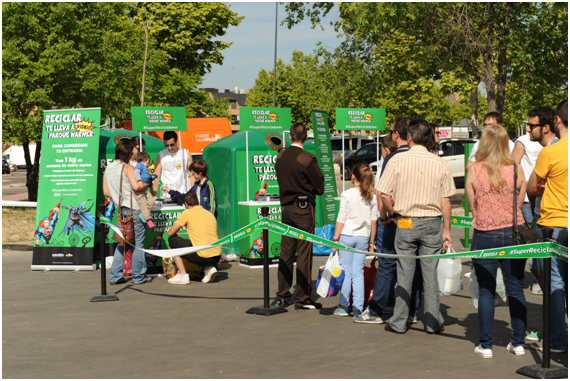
23;142;41;202
470;89;479;138
141;21;151;106
495;2;513;116
484;2;497;113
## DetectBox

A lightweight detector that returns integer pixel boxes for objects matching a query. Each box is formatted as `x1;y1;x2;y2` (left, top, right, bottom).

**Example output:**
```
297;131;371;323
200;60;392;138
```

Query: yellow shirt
534;137;568;228
175;206;222;258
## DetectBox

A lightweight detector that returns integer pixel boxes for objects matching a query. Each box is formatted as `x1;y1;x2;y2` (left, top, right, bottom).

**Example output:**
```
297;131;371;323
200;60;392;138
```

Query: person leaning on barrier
166;192;222;285
527;99;568;354
377;118;455;335
274;122;325;310
465;124;528;359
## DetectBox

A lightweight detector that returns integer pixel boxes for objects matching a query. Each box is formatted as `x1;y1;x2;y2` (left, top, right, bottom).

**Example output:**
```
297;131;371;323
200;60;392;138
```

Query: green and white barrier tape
100;216;567;262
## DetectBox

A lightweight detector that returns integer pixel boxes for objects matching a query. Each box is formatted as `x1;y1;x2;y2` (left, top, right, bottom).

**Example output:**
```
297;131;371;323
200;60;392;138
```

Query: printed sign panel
239;107;291;131
311;109;338;225
335;108;386;131
32;108;101;267
131;107;187;132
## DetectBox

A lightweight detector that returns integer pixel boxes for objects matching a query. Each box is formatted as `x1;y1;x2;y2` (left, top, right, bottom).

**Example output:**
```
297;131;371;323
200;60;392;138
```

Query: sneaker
525;327;543;342
407;316;418;324
530;342;566;353
168;273;190;285
333;306;350;316
202;266;218;283
475;345;493;359
384;307;394;314
275;298;292;308
133;277;152;285
295;299;322;310
353;309;384;324
507;342;525;356
353;309;363;317
531;283;542;295
109;277;127;285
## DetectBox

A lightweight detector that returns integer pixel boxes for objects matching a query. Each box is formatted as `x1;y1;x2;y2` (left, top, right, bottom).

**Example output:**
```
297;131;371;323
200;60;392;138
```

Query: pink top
472;163;525;231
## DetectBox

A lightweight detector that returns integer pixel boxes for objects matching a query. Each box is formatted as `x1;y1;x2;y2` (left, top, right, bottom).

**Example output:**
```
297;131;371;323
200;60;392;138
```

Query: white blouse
336;187;378;238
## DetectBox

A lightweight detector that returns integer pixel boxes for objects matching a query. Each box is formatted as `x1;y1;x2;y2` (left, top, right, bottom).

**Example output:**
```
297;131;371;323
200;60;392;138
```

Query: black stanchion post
516;227;567;379
246;207;287;316
90;204;119;302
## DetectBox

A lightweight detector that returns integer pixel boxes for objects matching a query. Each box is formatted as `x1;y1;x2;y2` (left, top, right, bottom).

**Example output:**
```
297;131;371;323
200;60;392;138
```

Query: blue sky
201;2;342;92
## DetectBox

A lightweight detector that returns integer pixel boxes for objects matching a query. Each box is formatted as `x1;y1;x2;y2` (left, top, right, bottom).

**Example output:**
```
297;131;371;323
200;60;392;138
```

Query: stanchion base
246;305;287;316
516;364;568;379
90;294;119;302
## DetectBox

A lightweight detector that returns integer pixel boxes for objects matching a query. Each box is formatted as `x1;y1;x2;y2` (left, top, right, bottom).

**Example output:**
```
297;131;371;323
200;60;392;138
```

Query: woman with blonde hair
466;124;527;359
332;162;378;317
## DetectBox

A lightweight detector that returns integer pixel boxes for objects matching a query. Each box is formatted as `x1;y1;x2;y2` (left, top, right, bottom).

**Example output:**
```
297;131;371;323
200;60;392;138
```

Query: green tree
283;2;568;128
2;2;240;200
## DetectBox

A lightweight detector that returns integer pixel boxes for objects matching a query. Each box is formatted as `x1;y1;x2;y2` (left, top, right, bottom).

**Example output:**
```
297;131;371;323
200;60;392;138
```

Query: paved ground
4;162;565;378
2;170;29;198
2;225;567;379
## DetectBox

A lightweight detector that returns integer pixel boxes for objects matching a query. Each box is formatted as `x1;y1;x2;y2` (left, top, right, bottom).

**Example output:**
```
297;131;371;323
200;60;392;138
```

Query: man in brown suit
275;122;325;310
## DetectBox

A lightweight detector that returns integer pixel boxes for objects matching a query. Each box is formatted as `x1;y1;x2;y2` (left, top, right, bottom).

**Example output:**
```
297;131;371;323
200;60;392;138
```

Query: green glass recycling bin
238;201;284;267
203;130;326;257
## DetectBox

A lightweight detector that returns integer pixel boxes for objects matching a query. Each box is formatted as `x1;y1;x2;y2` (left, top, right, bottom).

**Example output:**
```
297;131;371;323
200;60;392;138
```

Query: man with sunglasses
527;99;568;354
466;112;515;173
152;131;194;200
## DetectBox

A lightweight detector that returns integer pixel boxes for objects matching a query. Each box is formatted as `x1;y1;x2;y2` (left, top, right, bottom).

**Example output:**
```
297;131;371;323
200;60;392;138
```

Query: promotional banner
239;107;291;131
310;109;338;225
335;108;386;131
131;106;187;132
103;217;569;263
32;108;101;269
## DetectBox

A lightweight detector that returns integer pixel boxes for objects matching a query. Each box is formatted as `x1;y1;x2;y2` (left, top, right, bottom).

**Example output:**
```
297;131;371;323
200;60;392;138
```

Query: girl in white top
333;162;378;317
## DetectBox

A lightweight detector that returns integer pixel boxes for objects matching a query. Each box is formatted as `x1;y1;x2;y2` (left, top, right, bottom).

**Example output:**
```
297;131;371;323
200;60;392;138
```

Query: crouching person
167;192;221;284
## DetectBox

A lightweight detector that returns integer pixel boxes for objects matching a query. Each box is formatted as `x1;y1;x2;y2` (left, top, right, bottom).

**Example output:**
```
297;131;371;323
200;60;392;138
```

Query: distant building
203;88;248;132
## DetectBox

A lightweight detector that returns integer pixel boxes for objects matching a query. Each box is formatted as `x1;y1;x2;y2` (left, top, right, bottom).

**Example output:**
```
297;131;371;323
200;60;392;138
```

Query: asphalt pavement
3;165;566;378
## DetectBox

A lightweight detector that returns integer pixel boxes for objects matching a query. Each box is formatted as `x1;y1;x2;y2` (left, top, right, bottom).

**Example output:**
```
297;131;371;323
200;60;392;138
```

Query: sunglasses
527;123;545;129
164;143;176;148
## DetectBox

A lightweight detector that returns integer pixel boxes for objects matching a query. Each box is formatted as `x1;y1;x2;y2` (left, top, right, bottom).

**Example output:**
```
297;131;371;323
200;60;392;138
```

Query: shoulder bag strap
513;164;518;236
118;165;124;212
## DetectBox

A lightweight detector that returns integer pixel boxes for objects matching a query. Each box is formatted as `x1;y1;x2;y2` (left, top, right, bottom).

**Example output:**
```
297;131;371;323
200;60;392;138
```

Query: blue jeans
338;235;369;311
369;222;397;317
530;216;544;275
471;226;527;349
538;225;568;350
109;207;147;284
521;202;533;225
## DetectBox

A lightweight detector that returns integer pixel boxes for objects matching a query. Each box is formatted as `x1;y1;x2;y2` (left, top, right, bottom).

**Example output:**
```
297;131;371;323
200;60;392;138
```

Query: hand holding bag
511;164;540;245
437;246;463;296
113;165;135;246
316;251;345;298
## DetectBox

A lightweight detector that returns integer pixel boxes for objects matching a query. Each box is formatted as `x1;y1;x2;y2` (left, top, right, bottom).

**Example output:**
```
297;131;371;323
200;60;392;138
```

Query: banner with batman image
32;108;101;268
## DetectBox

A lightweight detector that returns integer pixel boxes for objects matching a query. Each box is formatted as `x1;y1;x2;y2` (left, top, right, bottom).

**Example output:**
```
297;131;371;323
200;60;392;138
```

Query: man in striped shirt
377;119;456;334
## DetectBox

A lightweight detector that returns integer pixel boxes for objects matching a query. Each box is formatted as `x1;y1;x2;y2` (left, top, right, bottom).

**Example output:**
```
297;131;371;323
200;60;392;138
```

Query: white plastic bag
469;270;479;308
437;246;463;296
495;268;508;306
468;266;508;309
316;252;344;298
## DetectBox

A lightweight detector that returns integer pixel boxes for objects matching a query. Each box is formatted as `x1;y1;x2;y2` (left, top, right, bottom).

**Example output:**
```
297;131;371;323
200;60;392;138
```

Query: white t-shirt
468;139;516;162
159;148;190;198
336;187;378;238
515;134;543;203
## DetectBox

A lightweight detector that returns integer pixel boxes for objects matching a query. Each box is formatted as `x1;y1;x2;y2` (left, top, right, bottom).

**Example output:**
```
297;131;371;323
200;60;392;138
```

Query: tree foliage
283;2;568;131
2;2;240;200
